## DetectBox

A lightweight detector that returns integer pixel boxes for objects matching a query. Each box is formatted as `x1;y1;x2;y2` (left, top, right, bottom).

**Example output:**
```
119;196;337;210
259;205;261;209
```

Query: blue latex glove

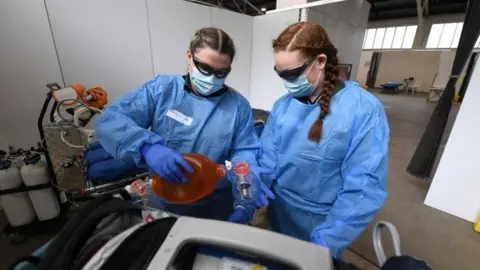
249;165;276;208
228;206;251;224
141;144;193;183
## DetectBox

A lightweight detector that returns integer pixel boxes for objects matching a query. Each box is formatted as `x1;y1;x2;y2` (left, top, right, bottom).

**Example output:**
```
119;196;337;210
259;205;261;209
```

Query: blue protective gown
259;81;389;258
95;74;260;220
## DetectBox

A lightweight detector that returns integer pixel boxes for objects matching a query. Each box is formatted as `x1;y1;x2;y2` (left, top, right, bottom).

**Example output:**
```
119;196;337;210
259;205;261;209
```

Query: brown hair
190;27;236;62
272;22;340;142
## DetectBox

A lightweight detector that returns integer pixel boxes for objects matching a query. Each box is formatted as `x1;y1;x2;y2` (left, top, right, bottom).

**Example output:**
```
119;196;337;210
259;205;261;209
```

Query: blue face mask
284;63;320;98
190;68;226;96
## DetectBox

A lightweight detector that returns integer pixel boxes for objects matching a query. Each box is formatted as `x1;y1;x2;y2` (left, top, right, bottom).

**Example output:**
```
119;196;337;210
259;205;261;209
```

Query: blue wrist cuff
140;143;152;156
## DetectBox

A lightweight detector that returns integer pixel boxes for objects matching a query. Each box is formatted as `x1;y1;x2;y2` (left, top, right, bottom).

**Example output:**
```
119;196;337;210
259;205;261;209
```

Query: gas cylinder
20;154;60;221
8;146;25;170
0;160;36;226
151;154;228;204
31;142;47;164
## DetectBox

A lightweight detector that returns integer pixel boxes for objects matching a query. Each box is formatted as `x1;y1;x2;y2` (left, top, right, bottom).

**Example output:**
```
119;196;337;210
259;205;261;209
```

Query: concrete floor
350;91;480;270
1;92;479;269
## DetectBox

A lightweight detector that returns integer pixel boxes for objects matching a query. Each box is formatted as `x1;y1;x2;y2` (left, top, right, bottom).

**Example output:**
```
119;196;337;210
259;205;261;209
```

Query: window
425;22;479;49
362;25;417;49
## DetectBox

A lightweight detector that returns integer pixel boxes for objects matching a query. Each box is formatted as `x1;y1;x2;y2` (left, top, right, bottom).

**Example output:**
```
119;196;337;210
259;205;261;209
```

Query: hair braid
308;54;339;142
273;22;340;142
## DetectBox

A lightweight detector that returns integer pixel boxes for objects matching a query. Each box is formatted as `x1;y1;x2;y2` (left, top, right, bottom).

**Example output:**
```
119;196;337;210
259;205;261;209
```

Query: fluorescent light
261;7;267;12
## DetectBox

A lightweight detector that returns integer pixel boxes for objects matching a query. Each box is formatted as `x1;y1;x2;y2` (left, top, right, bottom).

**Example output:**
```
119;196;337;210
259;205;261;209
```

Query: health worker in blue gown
95;28;273;221
258;22;390;258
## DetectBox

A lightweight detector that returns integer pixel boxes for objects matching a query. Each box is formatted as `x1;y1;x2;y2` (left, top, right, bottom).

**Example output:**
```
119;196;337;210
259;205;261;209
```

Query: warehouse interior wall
249;10;300;111
424;58;480;222
0;0;254;150
45;0;155;102
375;51;441;91
433;51;456;88
0;0;64;150
355;49;471;92
356;51;373;85
252;0;371;111
306;0;370;81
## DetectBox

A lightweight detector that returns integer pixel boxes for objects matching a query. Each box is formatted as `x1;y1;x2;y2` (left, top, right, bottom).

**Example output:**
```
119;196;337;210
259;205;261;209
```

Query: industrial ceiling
196;0;468;20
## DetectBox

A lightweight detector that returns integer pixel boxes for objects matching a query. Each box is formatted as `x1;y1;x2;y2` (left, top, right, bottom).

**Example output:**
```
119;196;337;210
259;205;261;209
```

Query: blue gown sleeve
310;103;389;259
258;101;281;189
94;78;164;166
229;98;261;166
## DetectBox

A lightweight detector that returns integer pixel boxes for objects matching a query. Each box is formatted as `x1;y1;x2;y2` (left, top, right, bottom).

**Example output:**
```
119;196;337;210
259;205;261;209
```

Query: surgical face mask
284;63;321;98
190;67;226;96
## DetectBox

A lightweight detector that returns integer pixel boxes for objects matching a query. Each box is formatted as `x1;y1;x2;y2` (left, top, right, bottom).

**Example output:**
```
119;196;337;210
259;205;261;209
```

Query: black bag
10;196;143;270
382;256;431;270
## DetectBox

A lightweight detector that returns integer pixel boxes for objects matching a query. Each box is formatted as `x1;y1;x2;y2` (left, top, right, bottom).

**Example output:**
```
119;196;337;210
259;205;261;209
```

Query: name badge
166;109;193;126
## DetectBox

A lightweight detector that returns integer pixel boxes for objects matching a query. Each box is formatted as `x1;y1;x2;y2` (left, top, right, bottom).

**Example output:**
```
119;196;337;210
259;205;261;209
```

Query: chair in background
404;77;420;95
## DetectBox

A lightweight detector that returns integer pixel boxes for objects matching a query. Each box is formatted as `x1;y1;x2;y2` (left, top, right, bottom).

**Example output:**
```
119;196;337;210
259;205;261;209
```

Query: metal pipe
240;0;264;15
184;0;227;10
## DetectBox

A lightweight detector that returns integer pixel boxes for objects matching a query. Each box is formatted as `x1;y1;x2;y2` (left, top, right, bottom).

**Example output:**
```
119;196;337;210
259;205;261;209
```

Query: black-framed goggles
274;58;314;81
192;55;231;79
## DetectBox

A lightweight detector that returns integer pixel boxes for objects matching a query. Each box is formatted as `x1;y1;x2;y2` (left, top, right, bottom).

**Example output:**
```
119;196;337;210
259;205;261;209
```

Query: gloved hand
141;144;193;183
228;205;254;224
249;165;276;208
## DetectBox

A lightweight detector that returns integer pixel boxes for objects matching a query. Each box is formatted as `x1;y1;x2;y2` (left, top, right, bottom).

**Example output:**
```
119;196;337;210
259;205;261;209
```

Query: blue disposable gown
95;74;260;220
259;81;389;258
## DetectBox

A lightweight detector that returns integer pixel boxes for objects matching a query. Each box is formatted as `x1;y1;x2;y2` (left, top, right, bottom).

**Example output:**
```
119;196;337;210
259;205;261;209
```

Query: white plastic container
0;160;36;226
20;154;60;221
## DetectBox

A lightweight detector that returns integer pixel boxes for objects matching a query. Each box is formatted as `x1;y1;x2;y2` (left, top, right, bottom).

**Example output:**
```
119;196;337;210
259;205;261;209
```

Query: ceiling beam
424;0;429;16
240;0;264;15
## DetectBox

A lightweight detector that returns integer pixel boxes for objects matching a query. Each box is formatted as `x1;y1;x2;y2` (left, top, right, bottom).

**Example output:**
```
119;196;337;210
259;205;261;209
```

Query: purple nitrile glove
141;144;193;183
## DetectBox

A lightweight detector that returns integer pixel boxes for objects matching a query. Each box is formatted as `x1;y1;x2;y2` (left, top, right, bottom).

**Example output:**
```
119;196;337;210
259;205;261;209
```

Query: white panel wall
147;0;211;76
147;0;253;98
425;60;480;222
249;10;300;110
356;51;373;85
45;0;154;101
307;0;370;80
0;0;63;150
211;8;253;97
433;51;456;88
277;0;307;9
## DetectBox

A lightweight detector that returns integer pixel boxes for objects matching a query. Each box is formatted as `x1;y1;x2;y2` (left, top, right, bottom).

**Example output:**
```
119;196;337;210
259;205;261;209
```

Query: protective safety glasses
274;59;314;81
192;55;231;79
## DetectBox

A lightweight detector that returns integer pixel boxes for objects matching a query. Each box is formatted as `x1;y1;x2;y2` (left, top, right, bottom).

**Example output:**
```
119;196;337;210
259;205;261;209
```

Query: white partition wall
211;9;253;97
147;0;211;76
249;10;300;110
147;0;253;98
424;60;480;222
0;0;63;149
306;0;370;80
45;0;154;101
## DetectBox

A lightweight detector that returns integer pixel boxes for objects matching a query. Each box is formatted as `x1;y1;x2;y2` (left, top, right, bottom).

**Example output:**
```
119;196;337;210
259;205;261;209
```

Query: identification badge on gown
166;109;193;126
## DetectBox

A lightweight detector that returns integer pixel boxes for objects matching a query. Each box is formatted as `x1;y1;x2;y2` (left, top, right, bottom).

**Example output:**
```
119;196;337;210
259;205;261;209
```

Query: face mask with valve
231;162;261;206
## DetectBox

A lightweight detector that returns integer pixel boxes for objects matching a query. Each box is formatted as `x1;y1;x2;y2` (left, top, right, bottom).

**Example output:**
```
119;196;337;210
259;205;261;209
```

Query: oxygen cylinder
20;154;60;221
8;146;26;170
0;160;36;226
31;143;47;164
